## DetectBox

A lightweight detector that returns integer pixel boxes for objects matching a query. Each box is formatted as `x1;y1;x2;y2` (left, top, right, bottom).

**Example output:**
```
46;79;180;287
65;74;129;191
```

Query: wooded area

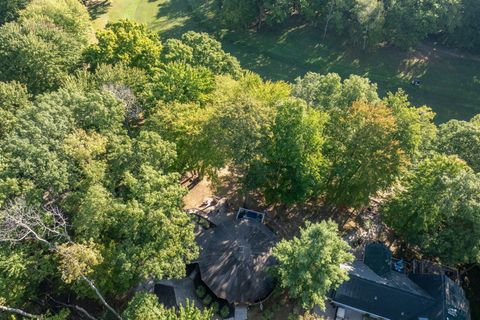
0;0;479;319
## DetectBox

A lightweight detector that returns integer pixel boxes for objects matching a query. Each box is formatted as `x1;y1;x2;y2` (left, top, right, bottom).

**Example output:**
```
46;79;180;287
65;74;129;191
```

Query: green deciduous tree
292;73;379;109
123;292;212;320
0;0;90;94
20;0;92;43
85;19;163;71
383;154;480;265
145;102;223;176
272;220;353;310
351;0;385;50
177;31;242;77
209;73;291;175
247;98;329;204
150;62;216;104
435;116;480;172
383;90;437;160
324;100;405;209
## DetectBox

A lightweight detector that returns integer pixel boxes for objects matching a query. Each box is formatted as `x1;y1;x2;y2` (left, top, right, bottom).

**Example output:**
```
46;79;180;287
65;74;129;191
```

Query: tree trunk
323;0;335;40
363;25;368;50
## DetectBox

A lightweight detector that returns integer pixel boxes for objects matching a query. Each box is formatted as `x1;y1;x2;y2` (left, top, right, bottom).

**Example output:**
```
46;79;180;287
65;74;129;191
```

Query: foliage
383;154;480;265
123;293;212;320
272;220;353;310
56;241;103;284
247;98;329;204
324;100;406;209
202;294;212;306
289;311;324;320
383;90;437;160
145;102;221;175
220;305;230;318
195;285;206;298
0;0;30;24
85;19;163;71
0;0;90;94
209;73;290;175
211;301;219;314
292;73;379;109
435;116;480;172
150;62;215;103
0;244;53;306
0;81;31;138
213;0;469;50
20;0;92;43
178;31;242;77
122;292;165;320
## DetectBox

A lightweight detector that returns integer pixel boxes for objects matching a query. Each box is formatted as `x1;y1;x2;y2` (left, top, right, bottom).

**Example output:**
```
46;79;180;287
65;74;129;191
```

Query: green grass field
92;0;480;123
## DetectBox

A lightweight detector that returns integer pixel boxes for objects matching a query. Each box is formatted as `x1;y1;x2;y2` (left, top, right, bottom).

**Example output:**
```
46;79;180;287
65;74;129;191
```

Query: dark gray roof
332;261;436;319
331;247;471;320
349;261;432;298
364;242;392;276
410;274;471;320
196;219;277;304
154;283;177;308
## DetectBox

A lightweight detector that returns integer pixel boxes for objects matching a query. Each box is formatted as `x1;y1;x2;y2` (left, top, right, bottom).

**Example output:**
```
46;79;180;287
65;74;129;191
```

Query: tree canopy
383;154;480;265
272;221;353;310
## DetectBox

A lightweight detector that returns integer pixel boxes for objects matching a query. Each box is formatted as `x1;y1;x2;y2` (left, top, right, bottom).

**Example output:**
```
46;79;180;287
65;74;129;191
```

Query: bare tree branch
47;295;98;320
0;198;122;320
0;305;40;319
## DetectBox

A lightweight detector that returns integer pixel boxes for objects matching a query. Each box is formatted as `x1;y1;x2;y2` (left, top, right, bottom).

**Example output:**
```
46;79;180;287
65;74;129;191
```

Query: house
329;243;470;320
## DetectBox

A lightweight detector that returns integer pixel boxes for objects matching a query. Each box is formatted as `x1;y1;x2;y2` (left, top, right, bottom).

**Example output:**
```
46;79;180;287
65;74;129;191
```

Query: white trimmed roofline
329;299;391;320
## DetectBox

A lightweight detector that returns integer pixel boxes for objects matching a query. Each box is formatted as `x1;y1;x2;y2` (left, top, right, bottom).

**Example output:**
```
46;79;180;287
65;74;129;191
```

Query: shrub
220;305;230;318
195;285;206;298
211;301;220;314
202;294;212;306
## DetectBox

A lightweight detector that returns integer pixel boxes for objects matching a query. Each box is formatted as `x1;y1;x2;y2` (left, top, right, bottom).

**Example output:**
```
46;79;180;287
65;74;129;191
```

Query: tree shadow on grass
149;0;208;38
83;0;112;19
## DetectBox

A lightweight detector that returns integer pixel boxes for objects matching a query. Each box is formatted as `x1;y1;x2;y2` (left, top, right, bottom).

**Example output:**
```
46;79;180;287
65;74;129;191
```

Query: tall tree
177;31;242;77
351;0;385;50
150;62;215;104
272;220;353;310
292;73;379;109
383;154;480;265
247;98;329;204
435;116;480;172
84;19;163;71
0;0;90;94
383;90;437;161
324;100;405;209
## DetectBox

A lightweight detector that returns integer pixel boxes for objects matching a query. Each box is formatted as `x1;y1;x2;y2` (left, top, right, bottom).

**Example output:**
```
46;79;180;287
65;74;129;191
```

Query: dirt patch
183;176;215;210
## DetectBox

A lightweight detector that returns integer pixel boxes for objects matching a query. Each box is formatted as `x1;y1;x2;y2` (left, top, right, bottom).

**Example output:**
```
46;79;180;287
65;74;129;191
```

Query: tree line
214;0;480;50
0;0;480;318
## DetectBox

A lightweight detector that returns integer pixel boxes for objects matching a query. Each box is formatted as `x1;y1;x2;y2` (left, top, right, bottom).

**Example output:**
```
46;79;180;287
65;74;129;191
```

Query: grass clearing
92;0;480;123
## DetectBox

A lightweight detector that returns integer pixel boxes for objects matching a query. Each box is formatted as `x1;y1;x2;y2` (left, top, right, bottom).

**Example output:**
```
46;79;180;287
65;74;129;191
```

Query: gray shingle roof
196;219;277;304
331;243;471;320
332;262;437;319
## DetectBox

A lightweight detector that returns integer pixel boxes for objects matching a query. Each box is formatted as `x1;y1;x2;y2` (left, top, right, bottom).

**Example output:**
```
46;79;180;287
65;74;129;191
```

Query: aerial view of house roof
330;243;471;320
195;218;277;304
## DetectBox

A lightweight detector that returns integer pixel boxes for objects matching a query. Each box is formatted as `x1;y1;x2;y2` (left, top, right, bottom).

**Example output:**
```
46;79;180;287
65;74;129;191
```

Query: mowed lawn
93;0;480;123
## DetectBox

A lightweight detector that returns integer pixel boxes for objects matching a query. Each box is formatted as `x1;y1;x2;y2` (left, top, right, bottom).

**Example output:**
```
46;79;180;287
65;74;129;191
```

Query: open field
92;0;480;123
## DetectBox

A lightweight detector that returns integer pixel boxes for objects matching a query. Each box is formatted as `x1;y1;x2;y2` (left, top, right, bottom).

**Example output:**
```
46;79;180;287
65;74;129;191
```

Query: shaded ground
93;0;480;123
463;265;480;320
